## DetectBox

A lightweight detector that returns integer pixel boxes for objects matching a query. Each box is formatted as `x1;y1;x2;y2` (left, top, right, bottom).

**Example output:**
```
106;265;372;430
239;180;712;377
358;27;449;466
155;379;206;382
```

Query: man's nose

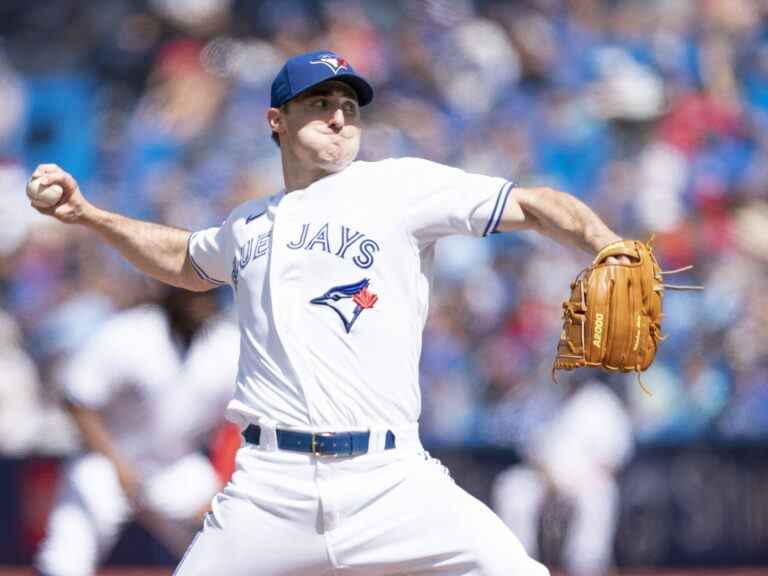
328;108;345;131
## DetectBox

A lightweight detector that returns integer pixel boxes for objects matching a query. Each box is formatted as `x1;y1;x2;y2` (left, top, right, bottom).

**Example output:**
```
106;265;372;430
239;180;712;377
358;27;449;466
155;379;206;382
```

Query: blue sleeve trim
188;232;227;286
483;181;513;237
491;182;514;234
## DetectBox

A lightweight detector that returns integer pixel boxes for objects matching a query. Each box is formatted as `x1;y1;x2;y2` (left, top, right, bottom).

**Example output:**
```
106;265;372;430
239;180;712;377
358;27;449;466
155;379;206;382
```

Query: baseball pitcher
28;51;634;575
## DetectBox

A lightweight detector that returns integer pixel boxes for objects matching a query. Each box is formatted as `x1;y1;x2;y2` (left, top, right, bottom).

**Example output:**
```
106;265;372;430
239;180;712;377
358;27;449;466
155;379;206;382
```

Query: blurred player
34;288;239;576
492;377;633;576
29;50;631;575
0;310;41;455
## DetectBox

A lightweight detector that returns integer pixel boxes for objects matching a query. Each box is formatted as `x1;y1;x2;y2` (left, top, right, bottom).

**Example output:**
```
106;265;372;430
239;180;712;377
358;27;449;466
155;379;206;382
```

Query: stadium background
0;0;767;573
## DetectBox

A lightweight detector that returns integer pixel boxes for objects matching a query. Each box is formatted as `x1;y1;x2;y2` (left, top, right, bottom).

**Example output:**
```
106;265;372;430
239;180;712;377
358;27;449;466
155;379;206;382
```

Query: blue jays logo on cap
271;50;374;108
310;278;378;333
310;54;350;75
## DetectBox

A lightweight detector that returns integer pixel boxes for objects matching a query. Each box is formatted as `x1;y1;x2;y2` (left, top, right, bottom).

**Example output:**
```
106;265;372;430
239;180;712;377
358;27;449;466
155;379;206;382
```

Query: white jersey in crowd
492;380;633;576
36;304;242;575
189;157;513;431
60;304;240;474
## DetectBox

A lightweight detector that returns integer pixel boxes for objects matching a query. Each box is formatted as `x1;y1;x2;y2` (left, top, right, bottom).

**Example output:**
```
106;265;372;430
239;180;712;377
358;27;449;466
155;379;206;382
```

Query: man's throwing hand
27;164;90;224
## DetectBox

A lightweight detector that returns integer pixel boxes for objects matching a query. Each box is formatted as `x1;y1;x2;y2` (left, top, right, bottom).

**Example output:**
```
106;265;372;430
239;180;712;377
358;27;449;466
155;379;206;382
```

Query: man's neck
281;154;331;193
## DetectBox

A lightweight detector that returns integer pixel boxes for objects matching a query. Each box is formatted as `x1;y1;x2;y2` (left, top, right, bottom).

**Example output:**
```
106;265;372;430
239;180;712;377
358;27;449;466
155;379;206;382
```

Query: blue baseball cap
270;50;374;108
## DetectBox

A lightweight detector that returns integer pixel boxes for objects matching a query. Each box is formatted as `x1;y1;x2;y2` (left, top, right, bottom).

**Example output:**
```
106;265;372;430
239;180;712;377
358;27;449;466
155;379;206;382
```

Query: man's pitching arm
496;186;622;254
29;164;212;292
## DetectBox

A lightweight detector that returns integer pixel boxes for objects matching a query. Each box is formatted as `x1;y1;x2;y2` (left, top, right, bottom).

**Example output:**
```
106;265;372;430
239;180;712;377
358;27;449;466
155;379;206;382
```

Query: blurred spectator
0;49;39;260
0;310;41;454
492;377;634;576
34;288;239;574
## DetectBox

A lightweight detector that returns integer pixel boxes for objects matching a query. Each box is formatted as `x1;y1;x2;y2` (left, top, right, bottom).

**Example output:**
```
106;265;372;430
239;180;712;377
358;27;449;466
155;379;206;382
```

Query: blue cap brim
287;74;374;108
333;74;374;107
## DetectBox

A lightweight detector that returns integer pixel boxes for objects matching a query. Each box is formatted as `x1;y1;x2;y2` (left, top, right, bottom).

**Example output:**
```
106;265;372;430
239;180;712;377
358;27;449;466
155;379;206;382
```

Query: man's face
269;80;362;173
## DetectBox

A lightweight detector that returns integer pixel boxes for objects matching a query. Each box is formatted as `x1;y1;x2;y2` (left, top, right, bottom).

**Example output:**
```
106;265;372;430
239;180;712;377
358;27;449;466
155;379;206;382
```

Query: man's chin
323;159;353;173
317;153;355;173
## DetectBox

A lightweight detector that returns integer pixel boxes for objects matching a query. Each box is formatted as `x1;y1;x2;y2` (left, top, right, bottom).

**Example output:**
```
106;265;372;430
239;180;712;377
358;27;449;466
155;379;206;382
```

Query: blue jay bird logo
310;278;378;333
309;55;350;75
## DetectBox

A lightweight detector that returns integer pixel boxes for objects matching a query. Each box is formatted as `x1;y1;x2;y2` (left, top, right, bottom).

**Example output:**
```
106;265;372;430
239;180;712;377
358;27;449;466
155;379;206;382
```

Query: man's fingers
35;205;56;215
63;172;78;190
32;164;72;185
606;255;632;264
37;170;76;191
32;163;61;179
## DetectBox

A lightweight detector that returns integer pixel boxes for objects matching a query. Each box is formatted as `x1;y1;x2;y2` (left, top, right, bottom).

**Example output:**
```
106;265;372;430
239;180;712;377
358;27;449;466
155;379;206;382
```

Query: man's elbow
504;186;576;229
514;186;571;212
179;259;220;292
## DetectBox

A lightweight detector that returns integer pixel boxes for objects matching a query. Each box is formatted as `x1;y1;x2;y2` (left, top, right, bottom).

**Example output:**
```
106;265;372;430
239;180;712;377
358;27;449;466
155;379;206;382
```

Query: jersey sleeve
188;225;231;287
399;157;514;245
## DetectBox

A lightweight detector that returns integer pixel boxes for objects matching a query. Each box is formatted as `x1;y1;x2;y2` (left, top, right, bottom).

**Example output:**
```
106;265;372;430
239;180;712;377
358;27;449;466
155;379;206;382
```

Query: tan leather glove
554;239;693;389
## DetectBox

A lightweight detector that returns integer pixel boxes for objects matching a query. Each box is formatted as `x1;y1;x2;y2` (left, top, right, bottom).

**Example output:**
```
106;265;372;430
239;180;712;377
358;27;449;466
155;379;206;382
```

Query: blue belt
242;424;396;457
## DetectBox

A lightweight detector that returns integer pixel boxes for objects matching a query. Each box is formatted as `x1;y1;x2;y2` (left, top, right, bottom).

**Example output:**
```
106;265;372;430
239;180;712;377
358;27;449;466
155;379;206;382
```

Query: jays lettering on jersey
188;158;513;430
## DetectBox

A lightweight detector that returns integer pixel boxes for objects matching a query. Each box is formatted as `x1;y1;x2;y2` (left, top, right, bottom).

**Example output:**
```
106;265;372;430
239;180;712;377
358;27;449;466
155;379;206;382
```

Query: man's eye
312;99;327;109
343;103;358;115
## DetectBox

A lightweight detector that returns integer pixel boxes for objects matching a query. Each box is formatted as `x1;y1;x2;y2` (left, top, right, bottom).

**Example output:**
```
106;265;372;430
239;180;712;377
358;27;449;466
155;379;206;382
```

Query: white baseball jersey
60;304;240;474
189;157;512;430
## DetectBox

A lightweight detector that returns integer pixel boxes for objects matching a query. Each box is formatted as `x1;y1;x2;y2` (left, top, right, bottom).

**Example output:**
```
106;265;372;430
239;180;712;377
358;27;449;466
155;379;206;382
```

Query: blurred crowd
1;0;767;458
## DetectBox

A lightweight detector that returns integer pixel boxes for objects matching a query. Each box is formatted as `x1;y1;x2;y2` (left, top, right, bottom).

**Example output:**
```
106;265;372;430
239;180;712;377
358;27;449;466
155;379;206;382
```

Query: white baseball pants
35;452;219;576
174;429;549;575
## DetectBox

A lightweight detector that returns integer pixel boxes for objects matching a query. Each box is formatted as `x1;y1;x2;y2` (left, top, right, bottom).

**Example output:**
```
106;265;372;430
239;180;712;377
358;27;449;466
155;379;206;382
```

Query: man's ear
266;107;284;135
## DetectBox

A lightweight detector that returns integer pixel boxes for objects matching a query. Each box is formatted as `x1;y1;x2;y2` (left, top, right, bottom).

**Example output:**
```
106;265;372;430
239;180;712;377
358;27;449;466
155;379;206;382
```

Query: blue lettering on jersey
255;232;271;257
305;223;331;253
232;231;272;288
336;226;364;258
287;224;309;249
352;239;380;269
239;239;253;268
286;223;378;269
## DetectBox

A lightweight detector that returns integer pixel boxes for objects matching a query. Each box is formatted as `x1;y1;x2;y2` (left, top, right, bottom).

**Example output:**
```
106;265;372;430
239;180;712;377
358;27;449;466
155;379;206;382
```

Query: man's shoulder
225;196;273;226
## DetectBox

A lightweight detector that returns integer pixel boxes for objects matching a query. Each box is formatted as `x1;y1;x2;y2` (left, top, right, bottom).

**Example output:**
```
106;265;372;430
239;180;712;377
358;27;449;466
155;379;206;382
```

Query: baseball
26;177;64;208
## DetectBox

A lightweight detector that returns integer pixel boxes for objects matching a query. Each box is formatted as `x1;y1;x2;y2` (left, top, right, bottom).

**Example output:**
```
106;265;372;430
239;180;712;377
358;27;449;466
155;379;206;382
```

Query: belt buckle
310;432;338;457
